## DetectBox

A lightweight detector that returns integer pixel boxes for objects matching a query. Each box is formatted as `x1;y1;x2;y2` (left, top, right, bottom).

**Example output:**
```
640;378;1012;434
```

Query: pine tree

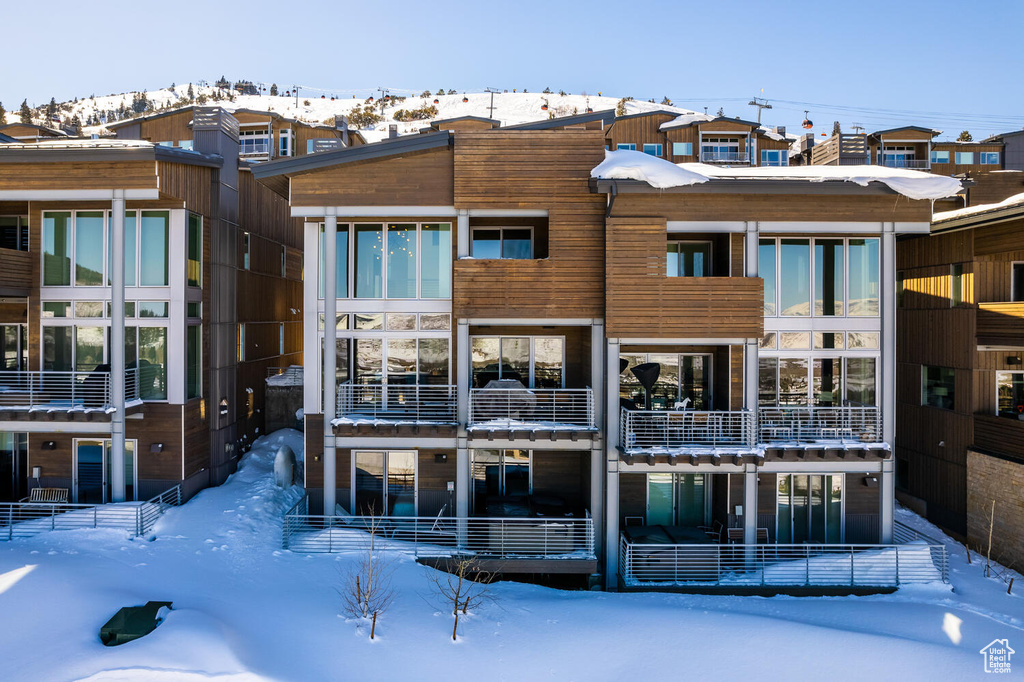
19;100;32;124
270;83;278;97
0;101;6;125
46;97;57;121
187;84;195;101
832;121;842;136
716;106;724;117
70;115;81;134
616;97;628;116
957;130;973;142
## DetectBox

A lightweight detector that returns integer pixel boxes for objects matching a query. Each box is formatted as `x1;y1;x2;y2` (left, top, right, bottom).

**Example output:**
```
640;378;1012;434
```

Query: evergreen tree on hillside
46;97;57;121
187;84;195;101
0;101;6;125
436;89;445;96
270;83;278;96
19;100;32;124
69;115;81;135
957;130;973;142
833;121;842;135
716;106;724;117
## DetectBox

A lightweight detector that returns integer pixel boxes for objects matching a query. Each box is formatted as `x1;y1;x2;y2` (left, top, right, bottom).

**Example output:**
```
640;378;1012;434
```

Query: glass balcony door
646;473;708;527
73;438;136;503
776;474;842;543
354;450;417;516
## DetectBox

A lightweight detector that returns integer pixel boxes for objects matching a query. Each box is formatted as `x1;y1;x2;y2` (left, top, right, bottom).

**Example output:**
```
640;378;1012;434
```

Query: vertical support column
880;458;895;543
743;464;757;544
604;337;621;588
744;221;760;439
109;190;126;503
590;319;605;559
456;209;469;259
322;209;338;516
880;222;896;448
456;320;470;545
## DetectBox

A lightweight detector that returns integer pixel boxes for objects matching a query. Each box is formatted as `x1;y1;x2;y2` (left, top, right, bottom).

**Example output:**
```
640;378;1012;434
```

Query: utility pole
485;87;502;119
376;87;390;116
747;96;772;125
293;85;299;109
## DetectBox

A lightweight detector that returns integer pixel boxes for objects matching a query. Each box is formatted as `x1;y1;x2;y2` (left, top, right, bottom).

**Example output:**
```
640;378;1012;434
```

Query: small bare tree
427;556;497;641
338;511;395;639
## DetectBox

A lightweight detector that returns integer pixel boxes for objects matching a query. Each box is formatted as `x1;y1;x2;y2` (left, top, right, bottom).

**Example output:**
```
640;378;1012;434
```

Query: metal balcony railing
619;532;948;587
758;406;882;444
0;369;140;411
336;382;457;423
620;408;756;451
283;501;595;559
879;158;930;170
1;484;181;541
700;151;749;163
468;388;594;429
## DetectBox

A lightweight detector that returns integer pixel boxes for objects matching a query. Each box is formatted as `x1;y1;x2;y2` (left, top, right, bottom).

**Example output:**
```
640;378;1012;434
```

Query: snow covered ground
1;429;1020;681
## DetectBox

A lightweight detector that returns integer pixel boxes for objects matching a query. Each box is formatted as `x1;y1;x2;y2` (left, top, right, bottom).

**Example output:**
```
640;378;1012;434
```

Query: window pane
670;242;711;277
43;213;72;286
847;332;879;349
846;357;876;406
759;332;777;350
75;212;105;286
386;338;417;384
355;224;383;298
419;313;450;330
75;326;105;372
814;239;844;315
922;366;954;410
418;338;449;384
420;223;451;299
780;332;810;349
386;313;416;331
471;229;500;259
759;239;776;316
386;224;417;299
951;263;964;306
188;214;202;287
814;332;844;349
74;301;103;318
533;338;564;388
138;327;167;400
758;357;778;406
500;338;529;384
649;353;678;408
996;372;1024;418
186;325;201;399
779;358;809;405
354;313;382;330
139;302;169;318
680;355;710;409
471;338;499;387
848;238;879;316
666;242;679;277
502;229;532;259
319;226;348;299
355;338;382;385
813;358;842;407
43;326;73;371
139;212;169;286
780;239;810;316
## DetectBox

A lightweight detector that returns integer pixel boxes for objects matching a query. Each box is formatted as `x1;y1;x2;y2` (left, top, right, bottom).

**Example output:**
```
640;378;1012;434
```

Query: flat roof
0;138;223;167
503;109;616;130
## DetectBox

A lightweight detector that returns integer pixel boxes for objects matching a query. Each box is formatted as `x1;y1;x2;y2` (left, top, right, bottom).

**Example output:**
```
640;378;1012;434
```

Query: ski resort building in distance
0;108;306;505
249;109;963;590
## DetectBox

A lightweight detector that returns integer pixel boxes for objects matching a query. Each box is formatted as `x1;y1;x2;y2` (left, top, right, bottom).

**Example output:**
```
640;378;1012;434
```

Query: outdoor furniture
22;487;69;504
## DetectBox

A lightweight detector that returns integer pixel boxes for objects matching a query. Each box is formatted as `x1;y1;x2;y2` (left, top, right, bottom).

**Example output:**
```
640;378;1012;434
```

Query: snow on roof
590;151;962;200
590;150;709;189
0;138;154;150
932;192;1024;223
658;112;715;130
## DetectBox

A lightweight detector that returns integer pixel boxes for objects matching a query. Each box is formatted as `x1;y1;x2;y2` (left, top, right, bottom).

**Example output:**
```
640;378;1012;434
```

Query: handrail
469;387;594;428
620;408;755;451
283;509;595;559
700;151;750;163
336;383;457;423
620;535;948;586
758;406;882;444
0;369;139;411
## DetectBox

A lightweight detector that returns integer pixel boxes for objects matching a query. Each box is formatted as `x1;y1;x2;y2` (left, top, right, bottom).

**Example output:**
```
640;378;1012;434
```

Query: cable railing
336;382;457;423
0;484;181;541
620;408;755;451
0;369;139;411
758;406;882;444
469;388;594;429
619;534;948;587
283;504;595;560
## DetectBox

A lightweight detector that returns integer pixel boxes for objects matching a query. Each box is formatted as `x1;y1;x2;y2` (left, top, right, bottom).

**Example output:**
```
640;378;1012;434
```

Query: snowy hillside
26;83;700;143
0;429;1020;681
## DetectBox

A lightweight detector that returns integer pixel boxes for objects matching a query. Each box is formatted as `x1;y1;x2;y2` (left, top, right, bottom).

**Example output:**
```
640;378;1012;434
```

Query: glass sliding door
471;449;531;516
647;473;707;526
813;358;842;407
533;338;563;388
777;474;843;543
354;451;417;516
105;441;136;502
647;473;674;526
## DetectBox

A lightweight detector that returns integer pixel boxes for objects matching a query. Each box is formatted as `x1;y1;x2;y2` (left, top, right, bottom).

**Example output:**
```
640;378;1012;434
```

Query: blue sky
3;0;1023;139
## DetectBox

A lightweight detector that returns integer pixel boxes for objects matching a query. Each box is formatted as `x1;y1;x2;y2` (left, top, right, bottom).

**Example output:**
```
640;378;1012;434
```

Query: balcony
334;382;457;432
0;370;140;418
700;151;749;164
468;387;595;440
879;158;930;170
758;407;882;445
976;302;1024;346
620;409;756;453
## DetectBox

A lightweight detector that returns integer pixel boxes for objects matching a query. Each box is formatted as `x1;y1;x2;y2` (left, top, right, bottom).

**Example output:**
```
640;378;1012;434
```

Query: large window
187;325;201;400
922;366;955;410
955;151;974;165
472;449;531;515
759;356;876;407
667;241;712;277
760;149;788;167
930;150;950;164
642;143;663;156
43;212;71;286
672;142;693;156
239;129;270;156
980;151;1000;165
75;212;105;286
471;227;532;259
386;224;417;299
187;213;202;287
0;216;28;251
471;336;563;388
760;237;879;318
355;450;416;516
616;143;636;151
702;137;740;162
621;353;711;410
139;212;169;286
997;372;1024;419
420;223;451;298
1;324;27;371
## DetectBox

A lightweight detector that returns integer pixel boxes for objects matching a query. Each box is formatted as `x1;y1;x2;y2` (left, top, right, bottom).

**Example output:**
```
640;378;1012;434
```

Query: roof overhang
0;145;222;168
932;203;1024;233
589;177;914;196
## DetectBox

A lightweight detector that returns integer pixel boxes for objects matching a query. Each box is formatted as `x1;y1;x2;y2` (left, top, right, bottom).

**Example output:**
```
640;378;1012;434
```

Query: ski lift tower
485;87;502;120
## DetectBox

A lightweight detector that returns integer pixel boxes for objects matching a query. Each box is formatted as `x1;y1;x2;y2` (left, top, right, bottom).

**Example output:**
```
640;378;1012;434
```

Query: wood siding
605;219;763;338
0;161;158;191
0;248;31;295
290;148;455;206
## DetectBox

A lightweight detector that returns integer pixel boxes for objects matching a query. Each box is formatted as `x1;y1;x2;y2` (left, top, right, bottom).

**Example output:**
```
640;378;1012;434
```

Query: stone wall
966;449;1024;572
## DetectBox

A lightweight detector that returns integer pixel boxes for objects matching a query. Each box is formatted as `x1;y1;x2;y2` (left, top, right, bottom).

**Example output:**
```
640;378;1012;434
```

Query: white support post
110;191;126;503
323;209;338;516
456;320;470;520
743;464;757;545
605;337;621;588
744;340;758;413
456;209;469;259
881;222;896;447
880;458;895;543
590;319;605;559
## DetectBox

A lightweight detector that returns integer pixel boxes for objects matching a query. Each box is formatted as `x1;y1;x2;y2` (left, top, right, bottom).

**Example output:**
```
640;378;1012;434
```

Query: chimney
334;115;350;147
389;124;398;139
776;126;786;137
